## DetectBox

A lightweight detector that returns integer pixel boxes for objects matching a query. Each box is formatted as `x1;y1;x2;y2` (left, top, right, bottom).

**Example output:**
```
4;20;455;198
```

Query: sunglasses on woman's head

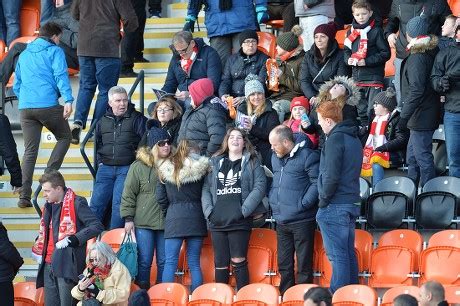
158;139;172;147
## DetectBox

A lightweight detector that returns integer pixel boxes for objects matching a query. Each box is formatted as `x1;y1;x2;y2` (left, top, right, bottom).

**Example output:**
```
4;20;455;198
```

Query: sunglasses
158;139;172;147
89;258;97;263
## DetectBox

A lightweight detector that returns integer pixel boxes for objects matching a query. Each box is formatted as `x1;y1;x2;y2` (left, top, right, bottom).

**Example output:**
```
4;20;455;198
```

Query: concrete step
133;62;169;75
143;48;173;62
143;31;208;48
145;17;205;32
167;2;205;18
0;189;92;208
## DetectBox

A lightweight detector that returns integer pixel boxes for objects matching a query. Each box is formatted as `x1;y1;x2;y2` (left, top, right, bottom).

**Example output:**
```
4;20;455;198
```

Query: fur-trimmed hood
157;154;209;185
408;35;438;54
317;75;360;107
136;146;155;167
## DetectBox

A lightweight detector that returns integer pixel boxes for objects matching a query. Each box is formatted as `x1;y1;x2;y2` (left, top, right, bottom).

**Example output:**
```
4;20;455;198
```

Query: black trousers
276;220;316;295
0;281;14;306
267;2;298;32
121;0;147;71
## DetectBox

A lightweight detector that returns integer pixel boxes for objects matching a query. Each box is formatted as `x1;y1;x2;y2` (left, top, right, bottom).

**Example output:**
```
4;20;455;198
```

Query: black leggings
211;230;251;290
0;281;14;306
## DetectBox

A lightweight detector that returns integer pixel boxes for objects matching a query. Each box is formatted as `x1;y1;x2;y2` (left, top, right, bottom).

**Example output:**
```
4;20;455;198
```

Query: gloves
374;145;387;152
256;5;269;24
439;75;450;93
31;252;42;265
55;235;79;249
397;117;408;131
183;15;196;32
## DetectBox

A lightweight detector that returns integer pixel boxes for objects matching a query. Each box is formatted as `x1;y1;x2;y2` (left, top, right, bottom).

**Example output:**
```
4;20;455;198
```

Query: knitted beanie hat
189;78;214;107
244;74;265;98
314;22;337;41
406;15;429;38
374;87;397;112
147;126;170;148
290;96;309;112
276;25;302;52
239;29;259;46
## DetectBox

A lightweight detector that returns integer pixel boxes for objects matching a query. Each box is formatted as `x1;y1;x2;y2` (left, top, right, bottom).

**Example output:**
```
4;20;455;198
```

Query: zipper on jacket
277;166;284;202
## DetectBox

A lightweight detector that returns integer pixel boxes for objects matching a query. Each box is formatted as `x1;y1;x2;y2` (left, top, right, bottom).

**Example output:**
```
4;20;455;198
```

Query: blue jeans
90;164;129;229
316;204;360;293
443;112;460;178
406;130;435;187
162;237;203;292
0;0;21;46
135;228;165;287
74;56;121;129
372;163;385;188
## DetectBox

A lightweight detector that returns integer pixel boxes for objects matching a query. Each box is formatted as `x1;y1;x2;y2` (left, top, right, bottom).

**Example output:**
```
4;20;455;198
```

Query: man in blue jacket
162;31;222;104
13;22;73;209
268;125;319;295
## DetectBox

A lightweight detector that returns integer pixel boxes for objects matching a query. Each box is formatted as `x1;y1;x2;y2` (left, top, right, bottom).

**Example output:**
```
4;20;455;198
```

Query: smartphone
301;113;310;123
78;274;86;281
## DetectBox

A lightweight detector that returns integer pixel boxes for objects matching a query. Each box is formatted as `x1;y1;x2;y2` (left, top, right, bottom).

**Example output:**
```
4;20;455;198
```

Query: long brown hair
213;128;259;161
169;139;201;187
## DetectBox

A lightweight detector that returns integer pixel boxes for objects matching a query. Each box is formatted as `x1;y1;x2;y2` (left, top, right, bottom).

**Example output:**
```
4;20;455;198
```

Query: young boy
361;87;409;187
344;0;390;127
438;14;459;49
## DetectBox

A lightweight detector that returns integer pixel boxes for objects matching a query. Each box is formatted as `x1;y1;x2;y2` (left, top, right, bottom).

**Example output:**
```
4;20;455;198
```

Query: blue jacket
13;37;73;109
269;140;320;225
162;38;222;94
187;0;265;37
318;121;362;207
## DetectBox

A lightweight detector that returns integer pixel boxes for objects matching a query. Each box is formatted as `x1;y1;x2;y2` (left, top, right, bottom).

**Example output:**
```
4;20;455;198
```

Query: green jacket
120;147;164;230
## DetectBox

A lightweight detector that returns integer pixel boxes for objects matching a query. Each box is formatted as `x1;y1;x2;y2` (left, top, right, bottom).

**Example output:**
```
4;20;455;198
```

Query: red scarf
180;45;198;75
361;114;390;177
345;19;375;65
32;188;77;256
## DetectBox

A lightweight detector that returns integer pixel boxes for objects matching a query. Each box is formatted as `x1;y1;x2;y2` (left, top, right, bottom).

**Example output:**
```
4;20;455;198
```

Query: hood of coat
157;155;209;185
136;146;155;167
408;35;438;54
317;75;360;107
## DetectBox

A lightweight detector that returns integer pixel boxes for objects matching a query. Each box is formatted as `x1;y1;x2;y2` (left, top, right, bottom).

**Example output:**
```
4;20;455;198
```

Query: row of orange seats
99;228;460;289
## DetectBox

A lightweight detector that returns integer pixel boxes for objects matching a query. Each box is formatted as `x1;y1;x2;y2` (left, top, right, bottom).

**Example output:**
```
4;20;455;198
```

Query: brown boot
17;198;32;208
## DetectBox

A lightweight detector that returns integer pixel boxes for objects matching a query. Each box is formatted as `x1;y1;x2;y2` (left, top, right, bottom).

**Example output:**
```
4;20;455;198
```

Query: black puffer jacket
237;100;280;169
400;36;441;131
0;222;23;283
0;114;22;187
219;49;269;98
300;40;348;99
138;117;182;148
344;19;391;84
431;41;460;114
156;155;209;239
177;96;227;157
95;103;147;166
384;0;451;59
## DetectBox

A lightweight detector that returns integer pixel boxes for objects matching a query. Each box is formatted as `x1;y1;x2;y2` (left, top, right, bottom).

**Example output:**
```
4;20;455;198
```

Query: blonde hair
247;97;266;117
152;97;182;120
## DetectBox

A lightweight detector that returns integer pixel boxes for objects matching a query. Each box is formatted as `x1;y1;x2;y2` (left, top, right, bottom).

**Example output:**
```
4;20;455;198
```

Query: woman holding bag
71;241;131;306
202;127;267;290
120;127;173;289
156;139;209;291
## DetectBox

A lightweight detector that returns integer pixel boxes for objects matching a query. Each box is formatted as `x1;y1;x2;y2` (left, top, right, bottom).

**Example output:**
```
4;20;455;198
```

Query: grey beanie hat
406;15;429;38
244;74;265;98
374;87;397;112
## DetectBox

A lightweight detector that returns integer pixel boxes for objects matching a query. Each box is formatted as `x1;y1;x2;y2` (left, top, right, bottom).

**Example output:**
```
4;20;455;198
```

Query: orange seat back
100;228;126;253
20;7;40;37
428;230;460;248
444;285;460;304
191;283;235;305
147;283;189;306
332;285;377;306
419;246;460;285
257;32;277;58
384;48;396;77
378;229;423;269
282;284;318;302
380;286;420;306
449;0;460;16
369;246;415;288
235;283;280;306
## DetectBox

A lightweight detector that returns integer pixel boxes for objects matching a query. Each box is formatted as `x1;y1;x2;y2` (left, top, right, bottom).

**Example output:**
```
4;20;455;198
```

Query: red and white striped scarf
361;114;390;177
180;45;198;75
32;188;77;256
344;19;375;66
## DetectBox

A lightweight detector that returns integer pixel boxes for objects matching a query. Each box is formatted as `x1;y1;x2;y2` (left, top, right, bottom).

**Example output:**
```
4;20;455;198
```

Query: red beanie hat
314;22;337;41
290;96;309;112
189;78;214;107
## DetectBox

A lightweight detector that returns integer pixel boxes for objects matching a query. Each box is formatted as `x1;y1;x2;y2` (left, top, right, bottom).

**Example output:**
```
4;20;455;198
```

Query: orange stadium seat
147;283;189;306
189;283;235;306
234;283;280;306
20;7;40;37
378;229;423;269
444;286;460;304
257;32;277;58
0;39;6;61
332;285;377;306
449;0;460;16
14;282;41;306
384;48;396;77
428;230;460;248
280;284;318;306
380;286;420;306
419;246;460;286
100;228;126;252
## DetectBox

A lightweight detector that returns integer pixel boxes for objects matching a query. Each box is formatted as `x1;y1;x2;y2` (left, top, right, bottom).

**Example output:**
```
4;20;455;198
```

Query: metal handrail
80;70;146;178
32;185;42;217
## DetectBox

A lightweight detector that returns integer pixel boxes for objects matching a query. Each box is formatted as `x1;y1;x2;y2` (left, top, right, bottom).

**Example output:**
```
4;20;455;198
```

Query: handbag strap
312;58;331;84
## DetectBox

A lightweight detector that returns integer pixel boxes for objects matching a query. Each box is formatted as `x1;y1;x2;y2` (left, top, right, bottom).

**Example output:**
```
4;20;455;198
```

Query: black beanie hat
374;87;397;112
239;29;259;46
